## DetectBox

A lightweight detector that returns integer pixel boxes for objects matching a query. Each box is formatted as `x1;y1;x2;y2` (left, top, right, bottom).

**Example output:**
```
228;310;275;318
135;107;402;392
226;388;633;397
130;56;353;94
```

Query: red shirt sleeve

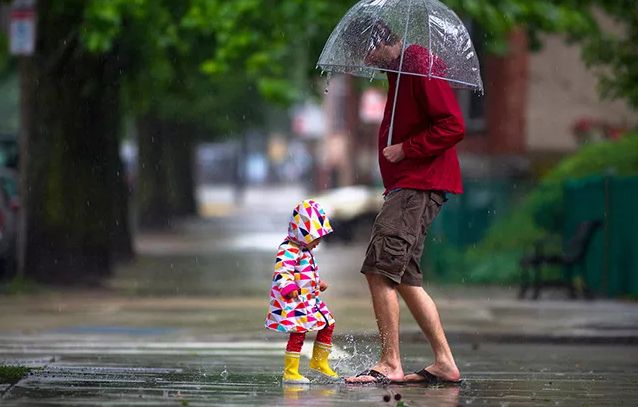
402;76;465;158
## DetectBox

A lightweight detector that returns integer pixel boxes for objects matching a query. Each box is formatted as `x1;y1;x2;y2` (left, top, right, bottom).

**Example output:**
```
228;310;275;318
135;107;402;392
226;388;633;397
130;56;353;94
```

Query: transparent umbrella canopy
317;0;483;145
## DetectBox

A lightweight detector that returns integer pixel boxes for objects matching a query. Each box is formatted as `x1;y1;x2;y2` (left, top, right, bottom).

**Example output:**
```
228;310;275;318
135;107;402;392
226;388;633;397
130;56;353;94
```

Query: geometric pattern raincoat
265;200;336;333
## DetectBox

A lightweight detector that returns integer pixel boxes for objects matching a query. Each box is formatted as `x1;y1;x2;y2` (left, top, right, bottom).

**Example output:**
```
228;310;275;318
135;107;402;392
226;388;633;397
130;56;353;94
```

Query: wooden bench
519;220;602;300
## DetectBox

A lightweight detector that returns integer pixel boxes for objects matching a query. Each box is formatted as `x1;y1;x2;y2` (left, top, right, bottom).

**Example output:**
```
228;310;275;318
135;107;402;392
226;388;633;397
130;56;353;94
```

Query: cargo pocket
429;191;445;207
422;192;445;233
375;233;415;275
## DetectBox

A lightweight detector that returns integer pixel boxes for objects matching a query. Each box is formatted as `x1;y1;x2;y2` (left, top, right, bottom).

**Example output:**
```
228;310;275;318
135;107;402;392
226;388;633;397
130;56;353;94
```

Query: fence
424;178;531;281
564;175;638;298
422;175;638;297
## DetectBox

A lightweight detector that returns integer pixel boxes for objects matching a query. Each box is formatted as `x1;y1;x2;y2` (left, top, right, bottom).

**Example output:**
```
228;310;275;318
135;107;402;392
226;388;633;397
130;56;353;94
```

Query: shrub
440;131;638;284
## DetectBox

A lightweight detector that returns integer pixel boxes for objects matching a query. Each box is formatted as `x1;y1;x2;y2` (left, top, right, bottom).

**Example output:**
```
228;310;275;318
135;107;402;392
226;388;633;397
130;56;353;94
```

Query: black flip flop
412;369;462;385
349;368;392;385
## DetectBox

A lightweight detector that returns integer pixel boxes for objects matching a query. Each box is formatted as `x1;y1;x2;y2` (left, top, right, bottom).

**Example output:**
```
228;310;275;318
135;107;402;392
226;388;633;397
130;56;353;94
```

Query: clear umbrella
317;0;483;145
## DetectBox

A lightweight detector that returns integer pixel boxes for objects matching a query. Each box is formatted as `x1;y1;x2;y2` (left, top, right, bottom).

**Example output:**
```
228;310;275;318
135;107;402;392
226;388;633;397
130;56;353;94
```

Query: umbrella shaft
387;0;412;147
387;72;402;147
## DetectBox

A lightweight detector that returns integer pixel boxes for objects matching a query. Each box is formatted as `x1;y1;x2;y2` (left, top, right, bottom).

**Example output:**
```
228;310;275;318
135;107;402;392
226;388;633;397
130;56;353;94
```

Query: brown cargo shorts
360;189;445;286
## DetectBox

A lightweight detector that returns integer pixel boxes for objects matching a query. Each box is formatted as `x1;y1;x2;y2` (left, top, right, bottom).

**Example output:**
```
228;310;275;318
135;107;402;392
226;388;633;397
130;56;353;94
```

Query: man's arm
401;77;465;158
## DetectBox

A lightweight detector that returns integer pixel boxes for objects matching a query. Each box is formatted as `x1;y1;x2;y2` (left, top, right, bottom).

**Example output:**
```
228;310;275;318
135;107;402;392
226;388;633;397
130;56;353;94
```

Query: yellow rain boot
283;351;310;384
309;342;339;378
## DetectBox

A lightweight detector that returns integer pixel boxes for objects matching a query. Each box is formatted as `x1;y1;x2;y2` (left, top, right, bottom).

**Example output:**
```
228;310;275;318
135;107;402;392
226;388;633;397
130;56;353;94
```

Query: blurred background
0;0;636;300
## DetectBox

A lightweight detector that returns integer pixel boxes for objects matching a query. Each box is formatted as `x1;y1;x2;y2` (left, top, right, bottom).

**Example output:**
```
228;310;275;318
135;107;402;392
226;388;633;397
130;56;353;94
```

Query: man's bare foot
403;362;460;383
345;363;405;384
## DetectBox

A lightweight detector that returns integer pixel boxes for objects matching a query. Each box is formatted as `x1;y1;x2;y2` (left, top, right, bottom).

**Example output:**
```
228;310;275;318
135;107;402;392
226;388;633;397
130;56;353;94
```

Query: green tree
577;1;638;109
1;0;631;285
85;0;267;229
188;0;594;99
23;0;130;283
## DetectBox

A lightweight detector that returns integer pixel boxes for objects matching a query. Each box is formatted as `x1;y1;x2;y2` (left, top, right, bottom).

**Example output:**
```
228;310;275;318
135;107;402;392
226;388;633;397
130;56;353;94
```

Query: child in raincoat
265;199;338;384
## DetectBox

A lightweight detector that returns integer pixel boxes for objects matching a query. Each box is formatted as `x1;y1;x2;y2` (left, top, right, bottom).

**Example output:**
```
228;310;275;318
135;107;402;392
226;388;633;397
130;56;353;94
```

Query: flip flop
410;369;462;385
348;368;392;385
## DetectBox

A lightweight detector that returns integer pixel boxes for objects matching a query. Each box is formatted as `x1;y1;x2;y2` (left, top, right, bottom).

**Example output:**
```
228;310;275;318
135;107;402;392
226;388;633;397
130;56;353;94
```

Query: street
1;185;638;406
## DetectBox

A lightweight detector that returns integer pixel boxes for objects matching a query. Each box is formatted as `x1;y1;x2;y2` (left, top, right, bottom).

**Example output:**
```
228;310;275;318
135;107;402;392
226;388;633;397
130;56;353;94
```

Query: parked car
312;185;384;243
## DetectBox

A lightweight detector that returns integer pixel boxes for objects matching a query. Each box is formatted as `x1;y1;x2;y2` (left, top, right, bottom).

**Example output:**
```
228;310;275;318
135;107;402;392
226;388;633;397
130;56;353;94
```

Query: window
456;19;486;133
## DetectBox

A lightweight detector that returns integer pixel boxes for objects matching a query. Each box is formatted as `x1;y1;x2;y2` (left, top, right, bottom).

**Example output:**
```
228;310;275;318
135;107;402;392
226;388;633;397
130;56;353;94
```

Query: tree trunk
166;122;197;217
136;114;172;229
111;150;135;262
136;116;197;229
24;1;127;284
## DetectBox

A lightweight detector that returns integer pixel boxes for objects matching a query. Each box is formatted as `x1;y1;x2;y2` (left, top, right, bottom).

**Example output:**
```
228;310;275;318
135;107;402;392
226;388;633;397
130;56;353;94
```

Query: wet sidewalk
2;184;638;405
2;335;637;406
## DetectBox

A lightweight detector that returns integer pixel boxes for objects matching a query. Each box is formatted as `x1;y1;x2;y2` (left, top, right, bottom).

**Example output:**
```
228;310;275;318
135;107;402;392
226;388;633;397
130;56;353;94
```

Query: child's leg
283;332;309;383
310;324;338;378
315;323;334;346
286;332;306;352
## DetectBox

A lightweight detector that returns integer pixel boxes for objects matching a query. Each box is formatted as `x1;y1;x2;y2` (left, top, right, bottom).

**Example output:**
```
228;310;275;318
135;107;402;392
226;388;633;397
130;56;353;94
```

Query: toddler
265;199;338;383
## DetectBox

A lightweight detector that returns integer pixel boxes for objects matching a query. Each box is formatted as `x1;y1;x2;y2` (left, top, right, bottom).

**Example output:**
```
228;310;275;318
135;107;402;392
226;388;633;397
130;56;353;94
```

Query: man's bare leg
345;273;405;383
397;284;460;382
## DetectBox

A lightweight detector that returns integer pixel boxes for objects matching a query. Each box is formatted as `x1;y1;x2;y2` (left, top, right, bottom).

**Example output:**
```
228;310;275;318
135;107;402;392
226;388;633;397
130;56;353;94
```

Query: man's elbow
446;118;465;145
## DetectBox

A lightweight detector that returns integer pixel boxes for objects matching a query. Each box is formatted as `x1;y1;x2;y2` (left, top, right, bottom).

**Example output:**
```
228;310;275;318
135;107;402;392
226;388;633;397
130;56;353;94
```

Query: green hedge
429;131;638;284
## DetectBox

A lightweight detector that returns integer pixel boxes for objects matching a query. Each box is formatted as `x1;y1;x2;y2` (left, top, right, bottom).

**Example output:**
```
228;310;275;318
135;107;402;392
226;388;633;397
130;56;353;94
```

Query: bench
519;219;602;300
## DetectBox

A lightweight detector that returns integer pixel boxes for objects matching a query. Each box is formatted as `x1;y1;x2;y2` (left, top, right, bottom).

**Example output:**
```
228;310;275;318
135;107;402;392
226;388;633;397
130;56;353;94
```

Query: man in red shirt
344;18;463;385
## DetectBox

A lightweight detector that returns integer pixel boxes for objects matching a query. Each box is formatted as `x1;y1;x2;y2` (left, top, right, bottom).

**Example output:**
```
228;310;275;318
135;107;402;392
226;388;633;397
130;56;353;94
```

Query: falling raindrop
369;72;376;82
324;72;332;94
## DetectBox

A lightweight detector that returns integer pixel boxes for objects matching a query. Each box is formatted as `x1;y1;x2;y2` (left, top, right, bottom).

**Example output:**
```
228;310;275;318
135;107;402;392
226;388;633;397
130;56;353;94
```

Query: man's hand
286;290;299;299
383;143;405;163
319;280;328;292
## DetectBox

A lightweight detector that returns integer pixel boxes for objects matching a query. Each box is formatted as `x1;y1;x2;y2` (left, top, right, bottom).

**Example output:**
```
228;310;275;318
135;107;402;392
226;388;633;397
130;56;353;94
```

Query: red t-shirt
378;44;465;195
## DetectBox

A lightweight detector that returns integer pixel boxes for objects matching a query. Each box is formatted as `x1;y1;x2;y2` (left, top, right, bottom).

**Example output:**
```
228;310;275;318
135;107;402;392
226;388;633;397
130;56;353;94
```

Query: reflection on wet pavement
2;340;637;406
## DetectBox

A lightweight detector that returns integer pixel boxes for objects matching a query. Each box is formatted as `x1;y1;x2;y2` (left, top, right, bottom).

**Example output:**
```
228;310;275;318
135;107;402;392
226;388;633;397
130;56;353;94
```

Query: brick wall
484;28;529;155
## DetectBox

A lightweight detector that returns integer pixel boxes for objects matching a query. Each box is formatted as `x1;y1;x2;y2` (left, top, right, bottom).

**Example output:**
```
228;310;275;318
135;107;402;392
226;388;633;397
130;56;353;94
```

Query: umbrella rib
388;0;413;147
427;0;433;77
316;64;481;89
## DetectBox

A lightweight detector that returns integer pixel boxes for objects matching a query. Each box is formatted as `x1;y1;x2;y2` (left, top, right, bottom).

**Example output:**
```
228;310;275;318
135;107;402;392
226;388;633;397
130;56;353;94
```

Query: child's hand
319;280;328;292
286;290;299;299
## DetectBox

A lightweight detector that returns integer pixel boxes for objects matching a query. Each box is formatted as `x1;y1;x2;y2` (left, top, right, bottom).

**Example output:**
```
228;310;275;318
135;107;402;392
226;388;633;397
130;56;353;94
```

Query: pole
16;57;31;278
11;0;37;278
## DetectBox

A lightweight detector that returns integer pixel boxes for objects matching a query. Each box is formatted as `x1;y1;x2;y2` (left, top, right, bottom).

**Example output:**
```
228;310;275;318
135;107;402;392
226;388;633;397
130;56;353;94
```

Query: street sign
9;2;36;56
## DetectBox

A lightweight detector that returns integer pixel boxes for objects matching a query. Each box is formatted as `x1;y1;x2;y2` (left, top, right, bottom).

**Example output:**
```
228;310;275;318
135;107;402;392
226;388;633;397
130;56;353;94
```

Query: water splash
335;334;377;376
220;366;229;381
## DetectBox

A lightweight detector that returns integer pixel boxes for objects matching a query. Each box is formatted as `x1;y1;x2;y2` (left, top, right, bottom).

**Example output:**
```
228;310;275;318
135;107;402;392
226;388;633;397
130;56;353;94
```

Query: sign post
10;0;36;278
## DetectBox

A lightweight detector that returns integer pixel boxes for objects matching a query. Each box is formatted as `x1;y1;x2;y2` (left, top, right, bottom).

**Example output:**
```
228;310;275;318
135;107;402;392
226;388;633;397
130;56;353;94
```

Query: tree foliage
186;0;595;103
577;1;638;109
79;0;264;136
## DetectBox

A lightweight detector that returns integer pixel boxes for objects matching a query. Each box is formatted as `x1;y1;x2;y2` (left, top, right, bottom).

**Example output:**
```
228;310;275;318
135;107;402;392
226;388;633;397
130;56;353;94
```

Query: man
343;17;464;384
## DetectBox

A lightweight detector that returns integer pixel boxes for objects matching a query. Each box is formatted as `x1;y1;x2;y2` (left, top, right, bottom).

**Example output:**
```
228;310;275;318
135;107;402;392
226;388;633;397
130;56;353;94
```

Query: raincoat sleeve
274;244;299;297
401;77;465;158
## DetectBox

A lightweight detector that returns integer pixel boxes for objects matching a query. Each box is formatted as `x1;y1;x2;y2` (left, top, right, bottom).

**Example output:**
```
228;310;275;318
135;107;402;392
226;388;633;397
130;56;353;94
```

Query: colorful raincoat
265;200;335;333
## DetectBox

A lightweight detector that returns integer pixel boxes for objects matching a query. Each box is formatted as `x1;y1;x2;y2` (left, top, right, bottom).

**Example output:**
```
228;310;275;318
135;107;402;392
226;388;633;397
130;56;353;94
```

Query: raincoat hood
287;200;333;245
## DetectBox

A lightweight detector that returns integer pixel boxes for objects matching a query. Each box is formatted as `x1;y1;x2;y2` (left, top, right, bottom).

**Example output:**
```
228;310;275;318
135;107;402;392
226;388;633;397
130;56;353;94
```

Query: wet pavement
2;338;637;406
2;184;638;405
